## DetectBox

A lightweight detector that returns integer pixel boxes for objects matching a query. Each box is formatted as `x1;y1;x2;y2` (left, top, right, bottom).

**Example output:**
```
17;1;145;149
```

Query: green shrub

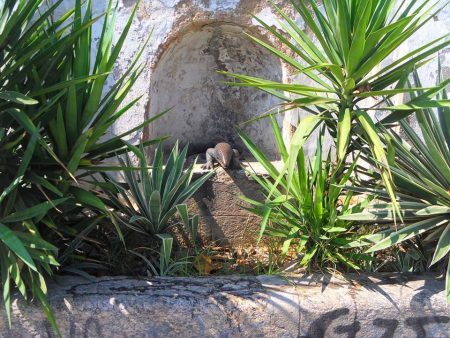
103;143;213;235
240;117;371;271
0;0;164;330
0;0;76;332
23;0;166;277
219;0;450;302
341;68;450;300
18;0;167;197
223;0;450;217
0;130;67;331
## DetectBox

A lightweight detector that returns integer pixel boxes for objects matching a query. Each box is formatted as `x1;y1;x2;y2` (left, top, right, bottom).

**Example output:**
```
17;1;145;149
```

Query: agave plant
240;117;372;271
340;68;450;300
223;0;450;217
97;143;212;275
101;143;213;236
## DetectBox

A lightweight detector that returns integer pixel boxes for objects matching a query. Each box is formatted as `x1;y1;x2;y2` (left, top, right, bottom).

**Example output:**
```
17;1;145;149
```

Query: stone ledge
1;273;449;337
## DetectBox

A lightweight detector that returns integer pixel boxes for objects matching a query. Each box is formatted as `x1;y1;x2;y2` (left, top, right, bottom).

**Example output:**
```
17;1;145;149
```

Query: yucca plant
0;0;78;331
16;0;167;201
129;233;192;276
240;117;372;271
0;122;68;332
0;188;67;333
340;68;450;300
362;240;428;273
223;0;450;217
0;0;164;330
6;0;167;275
0;0;79;175
0;0;66;101
0;0;161;210
177;204;200;250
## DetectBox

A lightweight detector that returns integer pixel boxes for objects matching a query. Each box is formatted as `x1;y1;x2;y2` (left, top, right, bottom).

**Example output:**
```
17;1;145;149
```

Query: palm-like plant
0;1;74;331
0;123;68;332
0;0;74;177
20;0;167;198
0;0;165;329
0;0;63;101
2;0;167;277
240;117;371;271
0;189;67;333
223;0;450;217
97;143;212;276
340;69;450;300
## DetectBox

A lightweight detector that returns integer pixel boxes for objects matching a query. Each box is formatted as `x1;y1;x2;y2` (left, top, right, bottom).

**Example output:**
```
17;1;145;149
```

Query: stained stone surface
148;23;283;158
188;166;267;247
1;274;449;337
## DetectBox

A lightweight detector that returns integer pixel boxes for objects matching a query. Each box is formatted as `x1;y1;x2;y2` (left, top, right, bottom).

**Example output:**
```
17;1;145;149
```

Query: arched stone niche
147;23;283;159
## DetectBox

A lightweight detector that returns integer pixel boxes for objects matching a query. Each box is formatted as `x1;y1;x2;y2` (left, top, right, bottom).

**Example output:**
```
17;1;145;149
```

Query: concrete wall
2;274;449;337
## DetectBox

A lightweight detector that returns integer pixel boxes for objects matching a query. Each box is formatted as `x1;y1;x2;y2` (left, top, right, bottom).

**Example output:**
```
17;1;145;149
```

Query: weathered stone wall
2;274;449;337
148;23;283;158
53;0;297;155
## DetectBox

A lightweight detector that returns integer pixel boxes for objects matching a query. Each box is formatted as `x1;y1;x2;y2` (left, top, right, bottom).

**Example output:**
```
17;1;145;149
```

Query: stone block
188;167;265;247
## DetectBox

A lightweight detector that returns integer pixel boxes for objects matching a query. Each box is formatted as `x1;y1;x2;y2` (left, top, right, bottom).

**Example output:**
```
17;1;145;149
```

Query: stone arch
146;22;284;159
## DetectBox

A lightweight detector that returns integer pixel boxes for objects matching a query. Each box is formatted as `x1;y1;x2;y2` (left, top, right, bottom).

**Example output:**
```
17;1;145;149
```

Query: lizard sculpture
201;142;240;170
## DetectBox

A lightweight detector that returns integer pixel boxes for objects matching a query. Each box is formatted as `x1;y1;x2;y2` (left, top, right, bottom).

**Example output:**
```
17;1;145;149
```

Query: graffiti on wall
299;307;450;338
